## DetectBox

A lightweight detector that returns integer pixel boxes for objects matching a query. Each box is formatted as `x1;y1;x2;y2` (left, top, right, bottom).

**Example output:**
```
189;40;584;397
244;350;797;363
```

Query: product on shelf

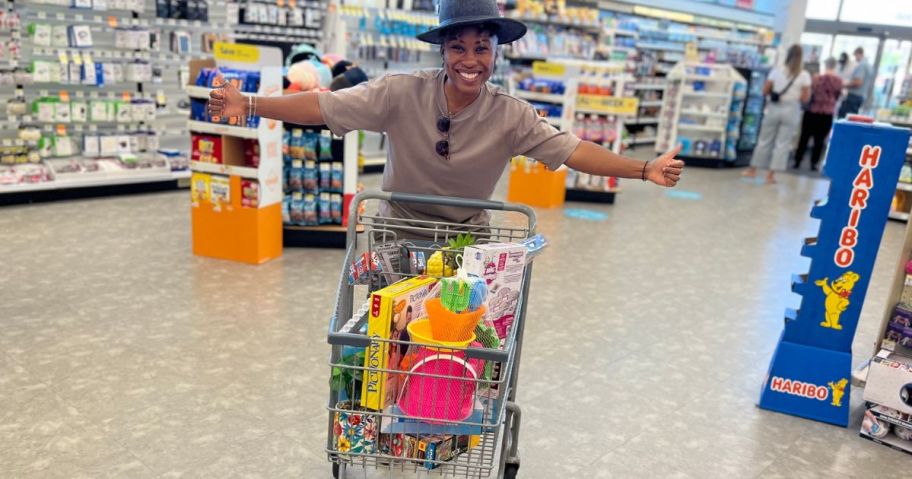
156;0;209;21
282;128;344;226
191;134;222;164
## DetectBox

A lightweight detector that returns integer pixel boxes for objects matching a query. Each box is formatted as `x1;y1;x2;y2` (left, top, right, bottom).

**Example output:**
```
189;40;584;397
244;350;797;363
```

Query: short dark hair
854;47;864;56
440;22;499;44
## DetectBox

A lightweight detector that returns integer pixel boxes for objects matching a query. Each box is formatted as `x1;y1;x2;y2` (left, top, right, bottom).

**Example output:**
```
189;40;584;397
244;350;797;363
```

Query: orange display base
507;163;567;208
191;190;282;265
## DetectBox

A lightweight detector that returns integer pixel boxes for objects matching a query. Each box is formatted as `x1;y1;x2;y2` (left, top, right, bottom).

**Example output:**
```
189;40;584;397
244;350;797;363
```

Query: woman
794;57;843;171
208;0;684;225
743;44;811;184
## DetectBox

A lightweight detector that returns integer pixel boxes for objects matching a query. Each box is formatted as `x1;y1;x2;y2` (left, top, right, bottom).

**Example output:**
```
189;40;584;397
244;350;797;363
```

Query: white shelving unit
0;0;237;202
510;59;636;203
656;62;747;163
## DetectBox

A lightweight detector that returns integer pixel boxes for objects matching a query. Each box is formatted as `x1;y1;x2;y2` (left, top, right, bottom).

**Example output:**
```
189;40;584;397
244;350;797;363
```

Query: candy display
282;128;343;226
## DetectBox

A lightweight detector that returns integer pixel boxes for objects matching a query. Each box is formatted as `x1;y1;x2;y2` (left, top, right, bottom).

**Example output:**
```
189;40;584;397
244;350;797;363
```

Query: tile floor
1;163;910;478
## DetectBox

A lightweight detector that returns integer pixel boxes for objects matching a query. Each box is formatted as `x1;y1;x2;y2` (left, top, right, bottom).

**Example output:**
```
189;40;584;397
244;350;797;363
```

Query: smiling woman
207;0;685;227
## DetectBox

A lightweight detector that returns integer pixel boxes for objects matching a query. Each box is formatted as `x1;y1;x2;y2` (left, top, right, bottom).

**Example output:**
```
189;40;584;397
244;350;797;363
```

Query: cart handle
347;191;537;243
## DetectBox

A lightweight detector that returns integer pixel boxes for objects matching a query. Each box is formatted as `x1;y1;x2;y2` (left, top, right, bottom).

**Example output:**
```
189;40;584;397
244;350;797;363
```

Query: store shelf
682;92;732;99
515;90;565;103
545;117;562;127
234;23;322;38
637;43;686;53
565;188;616;204
187;120;258;139
639;100;663;107
627;117;659;125
684;76;735;82
190;161;258;179
680;110;729;118
608;28;640;37
897;182;912;192
507;15;601;32
630;84;666;90
630;136;657;145
283;223;364;248
0;169;189;194
889;211;910;221
677;124;726;132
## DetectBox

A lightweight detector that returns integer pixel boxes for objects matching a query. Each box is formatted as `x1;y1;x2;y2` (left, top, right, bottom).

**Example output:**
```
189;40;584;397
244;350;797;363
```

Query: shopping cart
326;191;537;479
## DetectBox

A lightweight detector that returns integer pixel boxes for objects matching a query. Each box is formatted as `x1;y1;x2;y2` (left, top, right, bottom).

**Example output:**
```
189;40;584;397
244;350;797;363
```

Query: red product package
241;180;259;208
243;139;260;168
191;134;222;164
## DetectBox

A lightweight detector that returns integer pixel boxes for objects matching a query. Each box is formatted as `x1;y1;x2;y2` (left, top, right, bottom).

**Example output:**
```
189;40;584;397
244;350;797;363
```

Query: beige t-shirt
318;69;580;225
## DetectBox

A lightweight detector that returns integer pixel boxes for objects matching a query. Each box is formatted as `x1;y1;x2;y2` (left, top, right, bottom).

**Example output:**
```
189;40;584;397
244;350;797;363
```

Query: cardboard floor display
758;118;911;426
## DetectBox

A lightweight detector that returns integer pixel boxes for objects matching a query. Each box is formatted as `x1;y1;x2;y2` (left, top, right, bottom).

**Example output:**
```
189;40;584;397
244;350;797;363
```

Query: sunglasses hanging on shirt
436;115;450;160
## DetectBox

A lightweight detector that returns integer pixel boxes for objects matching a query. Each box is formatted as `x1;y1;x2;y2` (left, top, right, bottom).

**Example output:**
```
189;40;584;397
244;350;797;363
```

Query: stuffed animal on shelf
286;61;321;93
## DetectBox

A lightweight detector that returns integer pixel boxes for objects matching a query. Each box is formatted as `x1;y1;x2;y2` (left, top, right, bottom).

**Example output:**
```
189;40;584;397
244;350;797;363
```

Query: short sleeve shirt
849;60;874;100
318;69;581;224
768;67;812;105
808;73;843;115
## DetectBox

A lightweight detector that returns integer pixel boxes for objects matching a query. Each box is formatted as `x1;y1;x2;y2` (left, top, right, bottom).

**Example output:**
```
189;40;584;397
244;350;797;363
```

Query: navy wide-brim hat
416;0;527;45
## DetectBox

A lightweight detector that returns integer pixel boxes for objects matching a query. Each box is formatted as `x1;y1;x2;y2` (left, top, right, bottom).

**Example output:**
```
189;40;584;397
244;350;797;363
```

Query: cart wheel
332;462;343;479
504;463;519;479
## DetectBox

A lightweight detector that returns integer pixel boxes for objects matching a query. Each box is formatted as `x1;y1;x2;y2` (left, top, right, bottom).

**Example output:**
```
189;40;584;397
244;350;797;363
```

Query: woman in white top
744;44;811;184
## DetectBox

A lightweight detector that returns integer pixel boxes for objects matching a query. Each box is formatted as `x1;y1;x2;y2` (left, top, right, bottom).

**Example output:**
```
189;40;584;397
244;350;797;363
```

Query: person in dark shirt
794;57;844;171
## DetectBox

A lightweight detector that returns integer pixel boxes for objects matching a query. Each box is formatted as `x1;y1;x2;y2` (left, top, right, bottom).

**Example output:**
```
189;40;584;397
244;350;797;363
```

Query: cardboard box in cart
462;243;527;340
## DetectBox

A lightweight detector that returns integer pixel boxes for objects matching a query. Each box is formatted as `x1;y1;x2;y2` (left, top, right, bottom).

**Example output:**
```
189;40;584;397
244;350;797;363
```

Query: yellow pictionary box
361;276;437;410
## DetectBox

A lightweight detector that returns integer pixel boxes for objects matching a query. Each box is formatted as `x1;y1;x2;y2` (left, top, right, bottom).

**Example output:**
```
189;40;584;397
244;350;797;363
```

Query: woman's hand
207;75;247;118
646;145;684;187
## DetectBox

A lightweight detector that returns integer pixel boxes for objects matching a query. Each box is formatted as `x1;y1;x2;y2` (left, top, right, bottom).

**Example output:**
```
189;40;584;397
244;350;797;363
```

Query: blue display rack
758;118;910;427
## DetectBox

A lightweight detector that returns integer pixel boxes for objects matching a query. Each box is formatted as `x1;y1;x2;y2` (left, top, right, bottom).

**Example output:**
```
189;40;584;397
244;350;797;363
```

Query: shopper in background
793;57;843;171
208;0;684;226
838;47;874;118
743;44;811;185
837;52;855;84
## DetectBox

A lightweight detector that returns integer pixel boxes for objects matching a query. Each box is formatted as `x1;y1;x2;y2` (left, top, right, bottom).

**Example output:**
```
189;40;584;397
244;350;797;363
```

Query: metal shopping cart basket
326;192;537;479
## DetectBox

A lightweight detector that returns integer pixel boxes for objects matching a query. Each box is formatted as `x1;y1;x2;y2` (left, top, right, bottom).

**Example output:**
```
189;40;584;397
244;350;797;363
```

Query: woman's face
442;28;496;96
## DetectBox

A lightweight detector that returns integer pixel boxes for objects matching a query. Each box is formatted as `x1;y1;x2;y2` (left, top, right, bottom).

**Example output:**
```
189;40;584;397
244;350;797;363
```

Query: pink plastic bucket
398;345;483;423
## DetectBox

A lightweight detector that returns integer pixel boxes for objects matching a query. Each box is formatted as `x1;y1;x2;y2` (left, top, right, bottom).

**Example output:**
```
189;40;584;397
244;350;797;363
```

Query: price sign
532;61;566;77
576;94;640;116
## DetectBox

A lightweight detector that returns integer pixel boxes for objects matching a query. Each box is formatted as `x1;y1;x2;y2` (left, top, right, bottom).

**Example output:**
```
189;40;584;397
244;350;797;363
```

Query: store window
800;32;833;73
831;35;879;65
805;0;841;21
873;40;912;110
840;0;912;28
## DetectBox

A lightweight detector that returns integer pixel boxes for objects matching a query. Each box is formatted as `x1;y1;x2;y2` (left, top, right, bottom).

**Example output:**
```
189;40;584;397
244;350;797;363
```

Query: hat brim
416;16;527;45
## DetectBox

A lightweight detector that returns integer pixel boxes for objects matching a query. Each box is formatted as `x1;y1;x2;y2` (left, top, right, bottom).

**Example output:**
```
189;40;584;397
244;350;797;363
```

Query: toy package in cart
461;243;527;339
361;276;437;411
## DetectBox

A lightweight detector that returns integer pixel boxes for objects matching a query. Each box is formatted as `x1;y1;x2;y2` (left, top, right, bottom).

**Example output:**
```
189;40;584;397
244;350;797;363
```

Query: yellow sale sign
576;95;640;116
214;42;260;63
532;61;566;77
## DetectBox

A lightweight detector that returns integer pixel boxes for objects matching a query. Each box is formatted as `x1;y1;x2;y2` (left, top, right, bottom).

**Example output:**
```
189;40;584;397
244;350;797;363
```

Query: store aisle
1;167;909;478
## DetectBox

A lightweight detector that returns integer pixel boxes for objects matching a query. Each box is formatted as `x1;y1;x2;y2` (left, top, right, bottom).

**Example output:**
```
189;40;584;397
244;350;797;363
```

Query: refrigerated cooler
736;67;769;161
